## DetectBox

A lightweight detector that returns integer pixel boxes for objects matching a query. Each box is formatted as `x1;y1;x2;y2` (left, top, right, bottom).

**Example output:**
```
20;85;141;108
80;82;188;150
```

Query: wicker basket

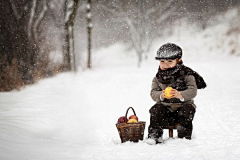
116;107;146;143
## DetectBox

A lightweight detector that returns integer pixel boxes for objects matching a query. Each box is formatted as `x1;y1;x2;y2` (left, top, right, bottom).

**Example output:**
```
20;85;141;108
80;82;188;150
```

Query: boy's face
159;59;178;70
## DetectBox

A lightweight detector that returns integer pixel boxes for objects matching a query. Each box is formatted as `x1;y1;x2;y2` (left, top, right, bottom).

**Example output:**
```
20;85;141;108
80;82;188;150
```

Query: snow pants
148;103;196;139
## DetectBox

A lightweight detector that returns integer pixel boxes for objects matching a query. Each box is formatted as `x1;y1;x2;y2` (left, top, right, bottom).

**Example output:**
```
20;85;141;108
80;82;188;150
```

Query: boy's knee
178;104;195;119
149;104;160;113
149;104;167;115
149;104;158;114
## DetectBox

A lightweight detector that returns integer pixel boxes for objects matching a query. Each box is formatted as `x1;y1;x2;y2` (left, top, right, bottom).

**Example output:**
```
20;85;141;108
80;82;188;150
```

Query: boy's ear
178;58;182;63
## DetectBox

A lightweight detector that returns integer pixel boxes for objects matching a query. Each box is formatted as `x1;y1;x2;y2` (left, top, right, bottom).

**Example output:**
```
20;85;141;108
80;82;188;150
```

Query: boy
148;43;206;144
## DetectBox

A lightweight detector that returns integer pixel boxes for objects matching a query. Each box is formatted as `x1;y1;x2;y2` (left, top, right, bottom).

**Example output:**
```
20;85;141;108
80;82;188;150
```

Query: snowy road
0;49;240;160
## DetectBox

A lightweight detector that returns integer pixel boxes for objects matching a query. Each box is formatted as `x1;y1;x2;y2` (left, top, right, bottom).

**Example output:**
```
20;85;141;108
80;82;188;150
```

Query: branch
156;4;177;24
125;18;141;54
101;3;127;18
101;1;141;54
9;0;21;20
68;0;80;26
145;0;174;18
160;0;175;14
33;0;48;42
64;0;76;24
27;0;37;41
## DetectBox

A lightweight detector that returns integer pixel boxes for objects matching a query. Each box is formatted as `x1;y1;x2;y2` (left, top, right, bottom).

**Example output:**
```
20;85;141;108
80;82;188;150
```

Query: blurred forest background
0;0;240;91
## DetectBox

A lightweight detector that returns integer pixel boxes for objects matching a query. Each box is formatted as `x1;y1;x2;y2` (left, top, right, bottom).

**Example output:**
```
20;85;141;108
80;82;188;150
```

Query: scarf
156;61;207;91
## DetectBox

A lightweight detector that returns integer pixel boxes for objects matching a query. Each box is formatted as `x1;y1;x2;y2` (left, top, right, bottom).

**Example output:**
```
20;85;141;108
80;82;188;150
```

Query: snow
1;9;240;160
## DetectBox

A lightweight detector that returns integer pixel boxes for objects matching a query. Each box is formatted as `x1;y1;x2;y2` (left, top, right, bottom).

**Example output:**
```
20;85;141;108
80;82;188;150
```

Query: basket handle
124;107;137;123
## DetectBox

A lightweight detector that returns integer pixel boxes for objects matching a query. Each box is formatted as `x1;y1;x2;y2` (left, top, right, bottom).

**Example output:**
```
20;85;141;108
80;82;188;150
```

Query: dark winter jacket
150;64;206;112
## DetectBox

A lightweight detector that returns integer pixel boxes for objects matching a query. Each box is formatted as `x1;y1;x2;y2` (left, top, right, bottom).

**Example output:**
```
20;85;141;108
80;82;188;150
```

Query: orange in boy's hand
165;87;173;98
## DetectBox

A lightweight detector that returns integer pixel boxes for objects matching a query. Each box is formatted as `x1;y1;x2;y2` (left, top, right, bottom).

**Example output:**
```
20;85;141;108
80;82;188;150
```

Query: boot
147;128;163;144
146;136;163;145
177;126;192;140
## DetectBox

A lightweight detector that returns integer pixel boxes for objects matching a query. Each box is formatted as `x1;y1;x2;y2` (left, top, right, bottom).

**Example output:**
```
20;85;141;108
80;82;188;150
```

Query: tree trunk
64;23;72;71
63;0;79;71
87;0;92;69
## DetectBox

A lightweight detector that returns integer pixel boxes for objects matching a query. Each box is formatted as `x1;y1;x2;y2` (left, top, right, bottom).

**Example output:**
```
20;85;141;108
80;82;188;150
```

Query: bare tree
63;0;80;71
101;0;176;67
0;0;49;91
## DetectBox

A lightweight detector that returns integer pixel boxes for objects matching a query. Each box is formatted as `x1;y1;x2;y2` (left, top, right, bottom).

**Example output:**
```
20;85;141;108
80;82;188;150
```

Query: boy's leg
177;104;196;139
148;104;169;141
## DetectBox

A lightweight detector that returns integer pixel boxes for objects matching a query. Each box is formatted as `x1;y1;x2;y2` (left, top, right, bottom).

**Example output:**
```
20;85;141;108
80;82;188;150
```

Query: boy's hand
170;89;183;99
160;90;166;100
161;89;183;99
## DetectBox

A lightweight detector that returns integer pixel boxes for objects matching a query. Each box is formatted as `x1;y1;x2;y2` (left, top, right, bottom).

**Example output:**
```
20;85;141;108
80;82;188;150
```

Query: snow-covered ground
1;9;240;160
